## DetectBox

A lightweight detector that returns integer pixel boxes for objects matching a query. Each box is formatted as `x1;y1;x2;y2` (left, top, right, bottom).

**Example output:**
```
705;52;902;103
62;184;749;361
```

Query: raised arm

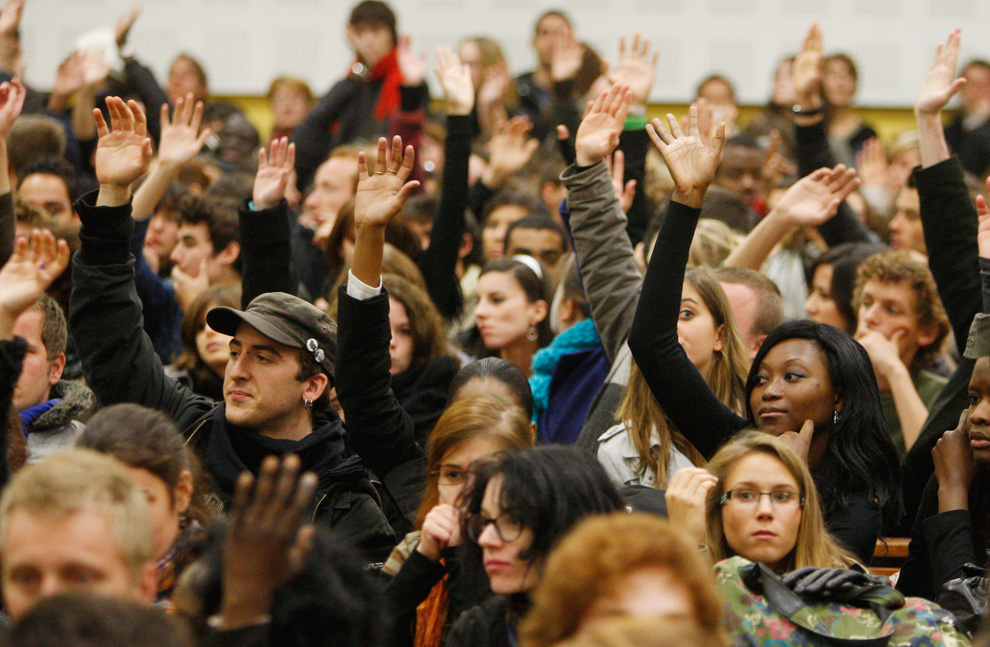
337;136;424;491
790;24;873;245
627;105;746;459
914;29;981;350
415;47;475;320
69;98;208;419
0;77;25;267
560;84;642;360
239;137;296;306
724;164;859;270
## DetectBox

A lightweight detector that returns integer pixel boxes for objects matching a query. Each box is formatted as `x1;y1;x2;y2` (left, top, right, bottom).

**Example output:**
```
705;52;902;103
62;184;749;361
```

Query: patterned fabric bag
715;556;971;647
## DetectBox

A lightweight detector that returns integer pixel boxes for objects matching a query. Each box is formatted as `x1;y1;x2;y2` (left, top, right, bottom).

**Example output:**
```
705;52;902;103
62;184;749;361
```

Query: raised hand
664;467;718;546
253;137;295;210
477;63;510;109
0;230;70;324
115;6;141;49
550;36;584;82
915;29;966;116
435;46;474;116
50;51;85;110
0;0;22;40
855;137;888;188
219;455;318;629
647;103;725;208
0;77;25;139
574;83;632;167
94;97;153;191
976;179;990;259
171;257;209;312
792;24;824;109
605;150;636;213
354;136;420;230
416;503;462;562
607;33;658;107
397;35;427;87
481;116;539;187
80;48;110;91
773;165;859;227
157;93;211;168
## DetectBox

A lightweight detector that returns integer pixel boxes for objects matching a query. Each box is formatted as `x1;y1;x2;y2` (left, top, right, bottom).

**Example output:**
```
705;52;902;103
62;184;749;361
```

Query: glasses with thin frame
719;488;804;509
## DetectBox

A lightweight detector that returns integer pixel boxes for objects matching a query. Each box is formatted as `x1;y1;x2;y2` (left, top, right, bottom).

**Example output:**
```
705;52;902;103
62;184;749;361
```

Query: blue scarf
19;398;62;437
529;319;601;429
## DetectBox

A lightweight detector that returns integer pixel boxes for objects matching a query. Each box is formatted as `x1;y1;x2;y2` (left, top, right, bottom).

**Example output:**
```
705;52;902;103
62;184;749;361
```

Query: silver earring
304;399;313;410
526;326;538;341
833;410;838;425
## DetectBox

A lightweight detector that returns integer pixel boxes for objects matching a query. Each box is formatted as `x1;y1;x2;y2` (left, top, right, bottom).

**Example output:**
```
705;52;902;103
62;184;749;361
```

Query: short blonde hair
0;449;153;580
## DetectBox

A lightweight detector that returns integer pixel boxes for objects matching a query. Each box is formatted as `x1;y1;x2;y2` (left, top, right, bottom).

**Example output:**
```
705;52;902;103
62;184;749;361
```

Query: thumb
799;418;815;440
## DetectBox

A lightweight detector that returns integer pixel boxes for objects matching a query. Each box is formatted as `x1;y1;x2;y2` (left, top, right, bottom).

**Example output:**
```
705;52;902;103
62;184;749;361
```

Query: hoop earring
304;399;313;410
526;326;538;342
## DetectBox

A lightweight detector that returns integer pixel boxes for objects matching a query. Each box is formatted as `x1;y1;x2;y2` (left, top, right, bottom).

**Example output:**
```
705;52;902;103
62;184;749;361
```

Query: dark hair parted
745;320;902;526
479;256;554;350
464;445;622;563
78;404;215;527
448;357;535;419
504;215;569;254
807;242;887;334
18;156;80;203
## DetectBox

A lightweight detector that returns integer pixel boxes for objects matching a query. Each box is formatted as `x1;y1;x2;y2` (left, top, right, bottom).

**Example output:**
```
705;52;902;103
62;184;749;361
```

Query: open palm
94;97;153;187
647;105;724;199
158;93;211;167
354;136;420;229
775;165;859;226
0;231;70;316
575;84;631;166
915;29;966;115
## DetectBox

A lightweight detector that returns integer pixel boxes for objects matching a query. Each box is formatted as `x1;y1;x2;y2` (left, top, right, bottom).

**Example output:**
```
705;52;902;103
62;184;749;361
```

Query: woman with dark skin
622;91;900;562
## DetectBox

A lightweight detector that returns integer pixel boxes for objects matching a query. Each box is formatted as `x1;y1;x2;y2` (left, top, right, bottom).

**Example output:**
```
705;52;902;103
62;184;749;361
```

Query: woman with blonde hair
667;431;854;572
520;512;727;647
598;266;749;488
383;394;534;647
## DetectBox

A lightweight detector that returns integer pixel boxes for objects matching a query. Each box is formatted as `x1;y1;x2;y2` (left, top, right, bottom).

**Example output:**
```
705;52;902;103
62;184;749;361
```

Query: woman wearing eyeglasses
667;431;854;572
445;446;623;647
382;394;534;647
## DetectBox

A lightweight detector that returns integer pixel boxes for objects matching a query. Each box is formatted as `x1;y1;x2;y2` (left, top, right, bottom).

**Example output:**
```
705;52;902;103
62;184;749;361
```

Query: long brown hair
416;394;533;528
617;267;749;487
703;431;854;571
382;274;452;373
173;283;241;378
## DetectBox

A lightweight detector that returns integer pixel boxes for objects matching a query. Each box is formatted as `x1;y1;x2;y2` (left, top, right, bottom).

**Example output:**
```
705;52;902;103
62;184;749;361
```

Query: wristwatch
791;104;823;117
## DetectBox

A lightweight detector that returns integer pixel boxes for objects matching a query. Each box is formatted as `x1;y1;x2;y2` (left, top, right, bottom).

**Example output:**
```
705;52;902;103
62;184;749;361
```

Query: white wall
19;0;990;106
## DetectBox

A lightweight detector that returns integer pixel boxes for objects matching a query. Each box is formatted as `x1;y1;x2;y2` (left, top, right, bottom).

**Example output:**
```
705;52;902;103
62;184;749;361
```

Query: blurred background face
168;57;207;105
582;567;694;626
347;23;394;68
270;85;310;130
772;59;796;106
823;58;856;108
962;64;990;115
532;14;572;66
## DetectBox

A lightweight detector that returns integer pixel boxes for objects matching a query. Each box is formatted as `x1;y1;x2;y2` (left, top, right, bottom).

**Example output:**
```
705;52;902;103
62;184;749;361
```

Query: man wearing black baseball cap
68;99;395;563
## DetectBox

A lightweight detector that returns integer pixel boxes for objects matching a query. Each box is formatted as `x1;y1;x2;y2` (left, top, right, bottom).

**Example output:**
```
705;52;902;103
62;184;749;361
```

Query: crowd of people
1;0;990;644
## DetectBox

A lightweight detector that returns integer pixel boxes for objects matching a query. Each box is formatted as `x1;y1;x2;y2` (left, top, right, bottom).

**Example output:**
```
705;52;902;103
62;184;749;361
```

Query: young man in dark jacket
69;97;395;564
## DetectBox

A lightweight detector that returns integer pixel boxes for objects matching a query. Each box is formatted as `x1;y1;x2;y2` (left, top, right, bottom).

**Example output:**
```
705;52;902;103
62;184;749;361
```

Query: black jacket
68;191;395;562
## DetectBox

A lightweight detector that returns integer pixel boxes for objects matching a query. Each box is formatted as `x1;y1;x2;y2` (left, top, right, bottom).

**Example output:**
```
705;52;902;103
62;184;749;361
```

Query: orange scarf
413;569;450;647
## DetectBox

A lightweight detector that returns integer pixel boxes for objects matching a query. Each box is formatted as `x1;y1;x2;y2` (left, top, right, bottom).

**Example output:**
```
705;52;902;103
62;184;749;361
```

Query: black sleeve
417;115;471;320
626;200;748;459
69;191;212;423
824;491;882;564
794;120;874;245
0;337;24;490
0;192;13;268
238;199;295;307
384;548;447;644
547;80;581;142
292;78;362;192
897;474;943;598
469;180;496;222
335;288;425;527
914;156;981;351
617;128;650;246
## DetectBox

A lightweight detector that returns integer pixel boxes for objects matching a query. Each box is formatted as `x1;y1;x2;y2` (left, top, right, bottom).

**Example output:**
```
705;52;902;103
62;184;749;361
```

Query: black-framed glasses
719;488;804;509
466;513;524;543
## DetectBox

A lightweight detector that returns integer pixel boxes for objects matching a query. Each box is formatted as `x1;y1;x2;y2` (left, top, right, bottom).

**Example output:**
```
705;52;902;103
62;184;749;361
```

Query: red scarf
358;49;401;123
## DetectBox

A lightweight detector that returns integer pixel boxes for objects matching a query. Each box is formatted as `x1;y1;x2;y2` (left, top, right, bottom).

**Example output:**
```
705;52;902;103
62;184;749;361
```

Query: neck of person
259;407;315;442
808;428;830;473
500;337;539;378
